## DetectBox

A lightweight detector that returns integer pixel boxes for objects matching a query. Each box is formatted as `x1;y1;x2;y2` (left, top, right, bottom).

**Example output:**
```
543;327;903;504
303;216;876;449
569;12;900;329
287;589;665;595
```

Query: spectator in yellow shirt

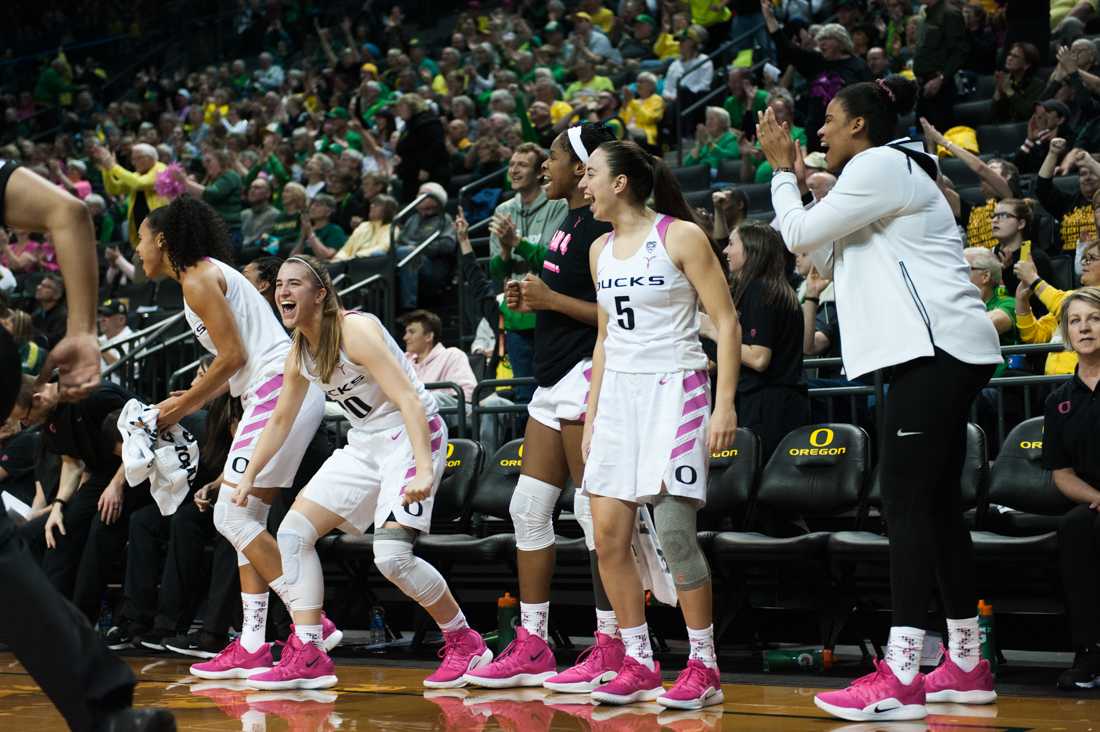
654;10;692;61
622;72;666;149
333;196;399;261
533;78;575;124
577;1;616;35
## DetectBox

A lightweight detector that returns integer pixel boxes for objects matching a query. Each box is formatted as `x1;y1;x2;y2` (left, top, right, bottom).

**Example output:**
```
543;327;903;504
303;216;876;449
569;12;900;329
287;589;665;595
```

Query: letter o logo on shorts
675;465;698;485
232;457;249;474
809;428;835;448
446;443;455;459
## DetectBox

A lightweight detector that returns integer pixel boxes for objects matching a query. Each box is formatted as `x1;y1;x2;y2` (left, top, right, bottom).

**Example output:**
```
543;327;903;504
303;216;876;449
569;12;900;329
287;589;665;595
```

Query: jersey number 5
340;396;373;419
614;296;635;330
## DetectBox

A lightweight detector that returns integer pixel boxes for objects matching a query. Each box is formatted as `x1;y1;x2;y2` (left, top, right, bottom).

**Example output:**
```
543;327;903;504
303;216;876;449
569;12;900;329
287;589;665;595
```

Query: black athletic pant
0;511;135;731
881;348;995;628
1058;505;1100;650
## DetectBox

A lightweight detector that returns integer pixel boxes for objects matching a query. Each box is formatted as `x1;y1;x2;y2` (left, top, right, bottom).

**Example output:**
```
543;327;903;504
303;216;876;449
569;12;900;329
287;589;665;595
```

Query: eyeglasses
1083;254;1100;267
990;212;1019;220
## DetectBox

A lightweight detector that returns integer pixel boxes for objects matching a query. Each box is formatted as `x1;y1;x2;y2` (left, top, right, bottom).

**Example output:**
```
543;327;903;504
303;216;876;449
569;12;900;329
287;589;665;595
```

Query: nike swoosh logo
872;702;897;714
659;376;670;385
306;657;319;668
896;429;923;437
391;432;401;440
530;650;545;662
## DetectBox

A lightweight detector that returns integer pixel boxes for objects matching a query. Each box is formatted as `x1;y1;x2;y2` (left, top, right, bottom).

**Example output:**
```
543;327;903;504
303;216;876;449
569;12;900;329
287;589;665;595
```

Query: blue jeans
504;329;536;405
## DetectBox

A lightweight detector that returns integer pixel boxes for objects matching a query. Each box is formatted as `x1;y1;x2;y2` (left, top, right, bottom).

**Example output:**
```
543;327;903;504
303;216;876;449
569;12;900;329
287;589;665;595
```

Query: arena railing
674;22;766;167
100;312;200;400
423;382;468;437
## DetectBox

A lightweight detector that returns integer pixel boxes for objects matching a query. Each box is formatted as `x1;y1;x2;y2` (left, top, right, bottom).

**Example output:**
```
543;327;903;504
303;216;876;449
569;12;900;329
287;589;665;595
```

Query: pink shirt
405;343;477;401
1;239;59;272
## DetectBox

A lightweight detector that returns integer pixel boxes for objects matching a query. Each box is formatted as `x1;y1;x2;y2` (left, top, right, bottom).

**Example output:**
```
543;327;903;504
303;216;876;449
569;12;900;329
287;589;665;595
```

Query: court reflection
190;680;340;731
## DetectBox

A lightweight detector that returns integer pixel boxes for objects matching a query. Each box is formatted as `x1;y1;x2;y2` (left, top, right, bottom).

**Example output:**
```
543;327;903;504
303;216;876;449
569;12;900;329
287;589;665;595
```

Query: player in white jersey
579;141;740;709
136;198;329;681
230;255;491;690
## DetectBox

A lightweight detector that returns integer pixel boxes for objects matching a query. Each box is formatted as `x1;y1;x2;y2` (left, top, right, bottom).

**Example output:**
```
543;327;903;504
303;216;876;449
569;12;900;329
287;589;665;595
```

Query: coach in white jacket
759;75;1002;723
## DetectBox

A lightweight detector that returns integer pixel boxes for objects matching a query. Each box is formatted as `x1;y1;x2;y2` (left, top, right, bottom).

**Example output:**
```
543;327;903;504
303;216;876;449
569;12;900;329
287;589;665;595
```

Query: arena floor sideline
3;652;1100;731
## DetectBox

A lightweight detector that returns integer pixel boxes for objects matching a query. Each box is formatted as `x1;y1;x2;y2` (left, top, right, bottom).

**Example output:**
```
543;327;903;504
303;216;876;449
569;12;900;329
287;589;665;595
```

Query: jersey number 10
340;395;373;419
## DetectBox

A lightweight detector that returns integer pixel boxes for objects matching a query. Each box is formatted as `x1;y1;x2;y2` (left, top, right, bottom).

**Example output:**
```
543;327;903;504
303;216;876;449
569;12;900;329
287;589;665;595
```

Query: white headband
567;126;589;163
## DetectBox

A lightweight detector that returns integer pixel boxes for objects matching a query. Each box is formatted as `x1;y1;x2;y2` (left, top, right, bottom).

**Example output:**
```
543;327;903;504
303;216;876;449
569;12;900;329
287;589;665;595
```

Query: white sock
241;709;267;732
596;609;620;639
621;623;654;670
885;626;925;685
520;601;550;641
240;592;269;653
295;623;323;648
946;616;981;672
439;610;469;634
687;624;717;669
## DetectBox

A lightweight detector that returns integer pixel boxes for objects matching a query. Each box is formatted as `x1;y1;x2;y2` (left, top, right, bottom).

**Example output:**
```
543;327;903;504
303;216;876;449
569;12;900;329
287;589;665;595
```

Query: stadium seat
716;159;742;183
973;74;996;100
957;185;987;207
154;278;183;309
698;429;761;549
671;164;710;192
970;418;1072;559
1053;175;1080;196
683;189;714;213
951;99;994;128
740;183;774;214
827;424;989;564
938;156;981;188
976;123;1028;157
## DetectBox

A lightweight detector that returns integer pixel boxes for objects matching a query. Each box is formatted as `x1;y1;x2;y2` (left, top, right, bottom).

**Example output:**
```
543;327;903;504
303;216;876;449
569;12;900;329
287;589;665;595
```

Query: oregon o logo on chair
711;448;739;458
789;427;847;457
500;442;524;468
445;442;461;469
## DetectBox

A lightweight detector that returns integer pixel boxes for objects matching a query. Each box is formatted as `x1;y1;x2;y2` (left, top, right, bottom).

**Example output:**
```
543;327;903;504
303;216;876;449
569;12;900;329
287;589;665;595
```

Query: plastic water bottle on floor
979;599;998;675
98;600;112;636
496;592;518;651
369;607;386;646
762;648;833;672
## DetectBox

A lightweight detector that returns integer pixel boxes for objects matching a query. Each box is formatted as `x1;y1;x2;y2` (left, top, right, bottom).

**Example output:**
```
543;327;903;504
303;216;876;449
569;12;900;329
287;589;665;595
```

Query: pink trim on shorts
682;393;708;415
231;436;254;452
670;439;696;460
676;415;705;439
255;373;284;400
683;370;707;392
252;396;279;415
240;418;269;435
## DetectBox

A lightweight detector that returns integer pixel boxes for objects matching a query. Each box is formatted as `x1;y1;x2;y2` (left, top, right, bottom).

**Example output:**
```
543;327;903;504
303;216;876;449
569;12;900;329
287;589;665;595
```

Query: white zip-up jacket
771;141;1002;379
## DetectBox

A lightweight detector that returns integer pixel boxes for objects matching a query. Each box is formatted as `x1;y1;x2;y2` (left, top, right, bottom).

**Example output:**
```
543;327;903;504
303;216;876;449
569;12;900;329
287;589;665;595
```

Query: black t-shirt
534;205;611;387
1042;373;1100;490
43;381;134;484
736;279;805;393
0;428;41;506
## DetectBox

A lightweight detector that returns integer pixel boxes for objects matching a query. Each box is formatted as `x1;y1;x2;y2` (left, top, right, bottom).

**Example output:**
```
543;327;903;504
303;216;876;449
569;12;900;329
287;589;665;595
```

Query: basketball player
579;140;739;708
133;197;333;681
464;124;626;692
231;255;491;690
0;160;174;730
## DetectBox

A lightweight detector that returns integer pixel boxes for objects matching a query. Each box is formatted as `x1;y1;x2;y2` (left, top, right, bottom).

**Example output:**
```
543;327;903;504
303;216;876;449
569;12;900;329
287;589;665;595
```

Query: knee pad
373;530;447;606
213;489;270;554
573;490;596;551
509;475;559;551
276;510;320;585
654;497;710;591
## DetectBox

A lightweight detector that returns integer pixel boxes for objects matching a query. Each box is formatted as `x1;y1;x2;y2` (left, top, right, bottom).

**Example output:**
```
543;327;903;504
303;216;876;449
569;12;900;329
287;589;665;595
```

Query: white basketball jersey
300;311;437;432
596;214;708;373
184;258;290;396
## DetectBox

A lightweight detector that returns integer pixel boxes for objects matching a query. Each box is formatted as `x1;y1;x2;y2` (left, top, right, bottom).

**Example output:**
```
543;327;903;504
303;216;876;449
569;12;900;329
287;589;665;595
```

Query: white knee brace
510;475;559;551
213;488;270;558
373;532;447;607
276;510;323;612
573;490;596;551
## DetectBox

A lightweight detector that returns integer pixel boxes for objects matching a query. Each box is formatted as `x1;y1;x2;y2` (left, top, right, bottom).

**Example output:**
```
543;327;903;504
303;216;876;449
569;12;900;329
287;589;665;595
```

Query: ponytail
599;140;708;233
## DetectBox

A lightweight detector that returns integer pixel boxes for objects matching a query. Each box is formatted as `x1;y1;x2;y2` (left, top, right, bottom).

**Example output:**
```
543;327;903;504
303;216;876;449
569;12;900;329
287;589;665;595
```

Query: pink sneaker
813;659;926;722
925;649;997;704
462;627;556;688
657;659;724;710
424;628;494;688
544;632;625;693
190;638;273;679
290;612;344;653
591;656;664;705
247;634;337;690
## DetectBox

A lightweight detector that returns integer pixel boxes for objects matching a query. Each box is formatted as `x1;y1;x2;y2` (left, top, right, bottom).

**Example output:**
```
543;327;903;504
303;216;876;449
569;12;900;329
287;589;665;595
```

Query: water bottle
496;592;518;651
369;607;386;647
762;648;833;672
98;599;113;636
978;599;997;675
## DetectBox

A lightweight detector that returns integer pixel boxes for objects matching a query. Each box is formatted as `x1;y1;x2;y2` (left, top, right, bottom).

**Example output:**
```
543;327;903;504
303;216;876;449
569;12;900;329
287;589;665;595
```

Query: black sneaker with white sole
1058;647;1100;690
163;630;226;659
139;628;173;652
103;623;146;651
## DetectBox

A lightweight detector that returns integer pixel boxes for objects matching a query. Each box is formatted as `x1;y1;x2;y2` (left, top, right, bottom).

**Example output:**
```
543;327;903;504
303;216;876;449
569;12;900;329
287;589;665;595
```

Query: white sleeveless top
300;311;438;432
596;214;708;373
183;257;290;397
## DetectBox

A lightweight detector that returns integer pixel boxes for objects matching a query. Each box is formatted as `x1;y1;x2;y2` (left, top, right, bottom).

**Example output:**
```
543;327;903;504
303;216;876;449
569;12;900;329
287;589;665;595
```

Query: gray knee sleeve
373;526;448;606
653;496;710;591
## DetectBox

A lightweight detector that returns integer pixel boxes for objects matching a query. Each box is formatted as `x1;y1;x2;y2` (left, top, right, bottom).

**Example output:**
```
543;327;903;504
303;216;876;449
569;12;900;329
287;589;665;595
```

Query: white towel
117;399;200;515
631;506;679;607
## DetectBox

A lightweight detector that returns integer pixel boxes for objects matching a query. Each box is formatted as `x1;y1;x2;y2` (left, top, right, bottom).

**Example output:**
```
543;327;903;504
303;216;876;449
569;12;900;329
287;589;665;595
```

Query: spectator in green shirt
563;58;615;102
260;182;308;257
965;246;1018;377
684;106;741;169
177;148;243;246
722;67;768;135
298;193;348;260
744;91;808;183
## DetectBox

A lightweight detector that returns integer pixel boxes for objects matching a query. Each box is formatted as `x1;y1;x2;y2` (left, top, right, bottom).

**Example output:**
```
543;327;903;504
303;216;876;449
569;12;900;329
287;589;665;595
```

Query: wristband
1029;278;1043;290
803;296;820;304
54;497;67;508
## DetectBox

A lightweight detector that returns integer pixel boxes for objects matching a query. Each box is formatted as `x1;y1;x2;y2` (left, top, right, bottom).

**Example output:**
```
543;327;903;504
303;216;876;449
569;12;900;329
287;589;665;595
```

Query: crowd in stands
2;0;1100;683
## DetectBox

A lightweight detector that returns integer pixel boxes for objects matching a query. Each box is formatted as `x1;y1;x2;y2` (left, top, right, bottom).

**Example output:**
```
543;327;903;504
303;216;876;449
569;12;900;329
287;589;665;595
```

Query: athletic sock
240;592;269;653
621;623;655;670
596;609;620;639
687;624;718;669
946;616;981;672
520;601;550;641
267;575;294;610
241;709;267;732
885;625;925;685
439;610;469;634
295;624;323;648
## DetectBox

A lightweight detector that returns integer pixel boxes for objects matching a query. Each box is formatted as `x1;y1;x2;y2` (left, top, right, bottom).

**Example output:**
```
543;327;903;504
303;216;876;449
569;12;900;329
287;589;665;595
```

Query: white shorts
224;371;326;487
582;369;710;505
299;414;447;534
527;359;592;431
